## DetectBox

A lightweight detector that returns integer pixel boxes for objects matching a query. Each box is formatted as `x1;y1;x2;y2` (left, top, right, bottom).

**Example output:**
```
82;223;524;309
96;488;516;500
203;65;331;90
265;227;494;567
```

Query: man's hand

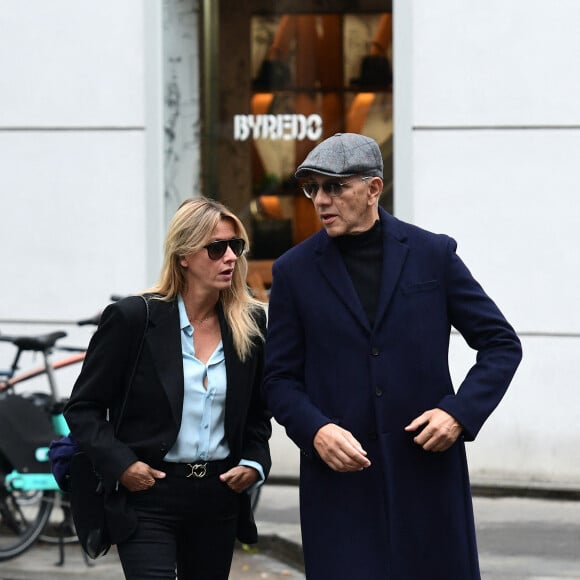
120;461;166;492
220;466;259;493
405;408;463;452
313;423;371;472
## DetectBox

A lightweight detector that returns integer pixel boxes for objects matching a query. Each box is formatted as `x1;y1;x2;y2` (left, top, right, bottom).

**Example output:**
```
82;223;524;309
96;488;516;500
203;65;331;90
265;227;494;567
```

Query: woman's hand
219;465;259;493
120;461;166;492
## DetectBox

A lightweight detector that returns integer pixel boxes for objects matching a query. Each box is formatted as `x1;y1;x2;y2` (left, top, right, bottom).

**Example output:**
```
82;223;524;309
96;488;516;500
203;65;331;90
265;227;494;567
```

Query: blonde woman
65;197;271;579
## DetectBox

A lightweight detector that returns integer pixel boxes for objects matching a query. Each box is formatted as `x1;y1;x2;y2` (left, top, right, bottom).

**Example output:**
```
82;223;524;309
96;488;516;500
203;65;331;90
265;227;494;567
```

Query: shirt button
371;347;380;356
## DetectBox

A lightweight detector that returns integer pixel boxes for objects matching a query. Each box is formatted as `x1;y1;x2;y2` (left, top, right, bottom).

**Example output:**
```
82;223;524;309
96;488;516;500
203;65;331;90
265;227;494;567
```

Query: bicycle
0;313;99;563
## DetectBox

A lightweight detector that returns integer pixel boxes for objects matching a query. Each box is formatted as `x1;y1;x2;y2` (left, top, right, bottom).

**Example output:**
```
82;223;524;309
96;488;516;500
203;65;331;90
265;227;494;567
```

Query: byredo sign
233;114;323;141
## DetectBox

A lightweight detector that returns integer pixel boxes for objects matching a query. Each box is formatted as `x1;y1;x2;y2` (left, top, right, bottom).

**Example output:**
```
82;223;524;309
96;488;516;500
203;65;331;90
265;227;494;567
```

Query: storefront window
203;1;392;260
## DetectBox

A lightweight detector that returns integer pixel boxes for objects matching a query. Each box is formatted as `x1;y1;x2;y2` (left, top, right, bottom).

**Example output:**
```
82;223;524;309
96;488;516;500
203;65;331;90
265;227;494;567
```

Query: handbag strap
113;295;150;435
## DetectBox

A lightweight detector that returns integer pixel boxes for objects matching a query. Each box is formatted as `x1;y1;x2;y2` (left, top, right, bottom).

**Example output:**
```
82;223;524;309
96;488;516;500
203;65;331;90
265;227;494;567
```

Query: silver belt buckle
186;462;208;478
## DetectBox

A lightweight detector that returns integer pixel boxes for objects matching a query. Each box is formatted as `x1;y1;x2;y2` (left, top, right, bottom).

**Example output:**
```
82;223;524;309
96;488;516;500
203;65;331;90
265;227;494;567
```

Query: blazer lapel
146;299;184;426
218;304;245;445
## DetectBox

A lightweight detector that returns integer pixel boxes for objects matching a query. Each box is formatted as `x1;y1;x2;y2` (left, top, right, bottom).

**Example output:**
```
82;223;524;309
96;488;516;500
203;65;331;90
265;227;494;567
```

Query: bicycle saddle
0;331;67;351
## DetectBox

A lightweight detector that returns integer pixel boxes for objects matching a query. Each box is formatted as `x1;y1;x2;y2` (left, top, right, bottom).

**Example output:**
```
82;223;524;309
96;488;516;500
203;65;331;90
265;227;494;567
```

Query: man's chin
322;221;344;237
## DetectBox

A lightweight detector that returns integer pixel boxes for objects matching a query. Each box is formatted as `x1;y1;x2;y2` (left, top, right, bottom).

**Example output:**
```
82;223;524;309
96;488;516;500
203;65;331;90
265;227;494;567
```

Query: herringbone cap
295;133;383;179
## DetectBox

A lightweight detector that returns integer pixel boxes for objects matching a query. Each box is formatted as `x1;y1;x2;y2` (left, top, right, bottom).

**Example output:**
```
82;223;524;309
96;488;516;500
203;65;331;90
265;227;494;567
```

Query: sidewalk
256;486;580;579
1;485;580;579
0;538;302;580
0;542;303;580
0;486;304;580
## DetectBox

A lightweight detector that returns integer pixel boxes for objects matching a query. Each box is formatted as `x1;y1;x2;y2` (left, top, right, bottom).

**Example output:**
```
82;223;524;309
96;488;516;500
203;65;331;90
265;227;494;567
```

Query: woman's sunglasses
203;238;246;260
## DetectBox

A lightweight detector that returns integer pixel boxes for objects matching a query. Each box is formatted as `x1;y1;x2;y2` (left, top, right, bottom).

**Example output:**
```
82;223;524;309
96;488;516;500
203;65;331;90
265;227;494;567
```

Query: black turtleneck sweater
334;220;383;327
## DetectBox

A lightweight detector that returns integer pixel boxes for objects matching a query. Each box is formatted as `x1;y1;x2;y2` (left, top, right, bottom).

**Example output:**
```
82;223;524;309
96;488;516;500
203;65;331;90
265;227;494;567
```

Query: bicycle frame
4;411;69;493
2;352;85;392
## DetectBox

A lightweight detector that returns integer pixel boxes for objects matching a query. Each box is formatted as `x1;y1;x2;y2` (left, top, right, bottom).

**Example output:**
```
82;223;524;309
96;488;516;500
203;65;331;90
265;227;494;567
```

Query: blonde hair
147;197;264;360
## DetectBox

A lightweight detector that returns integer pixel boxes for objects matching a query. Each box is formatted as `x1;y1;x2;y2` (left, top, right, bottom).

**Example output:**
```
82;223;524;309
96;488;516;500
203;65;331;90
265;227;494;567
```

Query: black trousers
117;461;239;580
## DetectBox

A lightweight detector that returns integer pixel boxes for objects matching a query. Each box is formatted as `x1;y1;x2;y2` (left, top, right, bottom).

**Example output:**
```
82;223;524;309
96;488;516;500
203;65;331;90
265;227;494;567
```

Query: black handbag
68;296;149;559
69;451;112;558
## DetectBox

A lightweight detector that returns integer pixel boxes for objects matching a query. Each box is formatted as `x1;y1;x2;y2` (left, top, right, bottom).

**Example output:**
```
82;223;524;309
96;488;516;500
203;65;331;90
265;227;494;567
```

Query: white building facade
1;0;578;491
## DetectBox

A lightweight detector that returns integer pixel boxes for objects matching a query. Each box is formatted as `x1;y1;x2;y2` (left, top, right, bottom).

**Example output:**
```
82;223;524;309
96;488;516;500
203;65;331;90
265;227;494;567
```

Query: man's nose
313;188;332;204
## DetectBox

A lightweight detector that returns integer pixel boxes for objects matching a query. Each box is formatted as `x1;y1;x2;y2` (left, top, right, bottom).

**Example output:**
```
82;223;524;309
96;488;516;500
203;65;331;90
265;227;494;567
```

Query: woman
64;197;271;579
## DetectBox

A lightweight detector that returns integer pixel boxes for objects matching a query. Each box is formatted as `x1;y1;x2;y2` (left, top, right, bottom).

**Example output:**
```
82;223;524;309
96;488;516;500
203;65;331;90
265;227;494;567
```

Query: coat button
375;388;383;397
371;347;380;356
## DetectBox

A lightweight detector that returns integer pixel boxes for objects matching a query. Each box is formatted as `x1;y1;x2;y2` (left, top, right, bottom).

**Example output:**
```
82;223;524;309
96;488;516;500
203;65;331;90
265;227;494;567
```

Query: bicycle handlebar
76;295;127;325
76;313;102;326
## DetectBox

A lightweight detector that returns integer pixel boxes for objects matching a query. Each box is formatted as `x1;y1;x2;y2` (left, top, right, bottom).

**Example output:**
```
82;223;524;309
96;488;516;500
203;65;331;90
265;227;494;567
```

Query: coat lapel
374;209;409;329
314;210;409;333
315;233;371;332
146;298;184;426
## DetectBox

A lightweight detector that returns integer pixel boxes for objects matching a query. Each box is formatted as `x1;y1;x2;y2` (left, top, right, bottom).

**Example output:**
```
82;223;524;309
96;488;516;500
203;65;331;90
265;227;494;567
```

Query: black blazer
64;295;271;542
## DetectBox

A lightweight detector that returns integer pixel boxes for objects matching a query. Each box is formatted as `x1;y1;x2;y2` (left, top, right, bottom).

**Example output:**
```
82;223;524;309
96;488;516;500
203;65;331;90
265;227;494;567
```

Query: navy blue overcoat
263;208;522;579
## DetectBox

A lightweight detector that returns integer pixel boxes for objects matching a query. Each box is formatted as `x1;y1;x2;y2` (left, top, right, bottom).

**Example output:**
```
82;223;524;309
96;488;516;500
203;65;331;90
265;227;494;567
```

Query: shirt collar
177;294;224;363
177;295;193;336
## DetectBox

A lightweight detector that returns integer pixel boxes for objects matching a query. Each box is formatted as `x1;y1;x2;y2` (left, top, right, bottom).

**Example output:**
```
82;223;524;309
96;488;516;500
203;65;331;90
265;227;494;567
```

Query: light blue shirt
164;296;264;486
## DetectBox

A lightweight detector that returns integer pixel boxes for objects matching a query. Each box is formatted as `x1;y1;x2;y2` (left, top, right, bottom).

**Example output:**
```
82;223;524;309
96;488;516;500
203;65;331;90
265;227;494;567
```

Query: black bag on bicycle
0;395;56;474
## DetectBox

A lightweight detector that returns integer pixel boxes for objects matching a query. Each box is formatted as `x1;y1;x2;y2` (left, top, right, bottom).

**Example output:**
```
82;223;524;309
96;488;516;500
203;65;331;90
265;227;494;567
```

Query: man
263;133;522;579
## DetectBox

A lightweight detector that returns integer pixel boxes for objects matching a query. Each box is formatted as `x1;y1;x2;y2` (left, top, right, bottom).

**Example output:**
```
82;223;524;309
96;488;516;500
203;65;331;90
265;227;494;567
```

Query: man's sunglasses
301;176;372;199
203;238;246;260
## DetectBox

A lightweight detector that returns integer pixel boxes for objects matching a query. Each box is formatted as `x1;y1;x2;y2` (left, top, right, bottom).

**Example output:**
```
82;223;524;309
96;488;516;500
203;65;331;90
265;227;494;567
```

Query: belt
159;459;232;479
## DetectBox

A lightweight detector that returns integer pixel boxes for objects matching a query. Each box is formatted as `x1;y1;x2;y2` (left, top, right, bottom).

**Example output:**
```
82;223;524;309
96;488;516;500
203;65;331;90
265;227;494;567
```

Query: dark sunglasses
301;176;372;199
203;238;245;260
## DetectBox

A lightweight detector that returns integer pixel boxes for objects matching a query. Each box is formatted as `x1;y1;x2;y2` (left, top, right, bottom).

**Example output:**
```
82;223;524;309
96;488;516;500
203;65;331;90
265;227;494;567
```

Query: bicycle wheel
0;484;54;561
39;492;78;545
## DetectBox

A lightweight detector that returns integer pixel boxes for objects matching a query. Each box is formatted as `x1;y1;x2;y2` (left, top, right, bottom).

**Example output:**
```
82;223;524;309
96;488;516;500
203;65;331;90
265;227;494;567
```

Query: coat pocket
401;279;439;295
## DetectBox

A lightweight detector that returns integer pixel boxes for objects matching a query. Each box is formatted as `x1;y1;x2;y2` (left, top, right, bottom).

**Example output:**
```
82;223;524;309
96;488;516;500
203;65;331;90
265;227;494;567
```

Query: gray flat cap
295;133;383;179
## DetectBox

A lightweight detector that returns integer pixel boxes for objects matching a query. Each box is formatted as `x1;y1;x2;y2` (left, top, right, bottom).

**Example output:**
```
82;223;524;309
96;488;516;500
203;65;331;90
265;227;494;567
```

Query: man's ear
367;177;384;205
